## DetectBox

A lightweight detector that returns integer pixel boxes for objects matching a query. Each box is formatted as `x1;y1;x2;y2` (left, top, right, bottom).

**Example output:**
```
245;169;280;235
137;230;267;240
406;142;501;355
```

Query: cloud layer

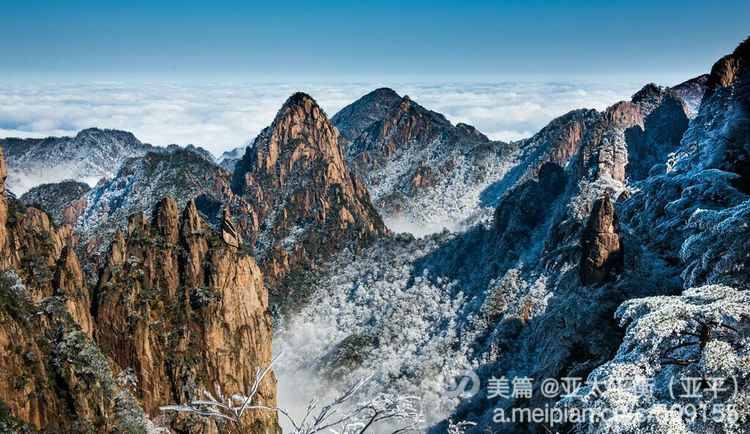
0;80;644;156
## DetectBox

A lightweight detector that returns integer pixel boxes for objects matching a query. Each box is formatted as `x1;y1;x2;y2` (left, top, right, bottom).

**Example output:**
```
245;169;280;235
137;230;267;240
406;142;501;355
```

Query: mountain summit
332;88;515;233
331;87;402;142
232;93;386;296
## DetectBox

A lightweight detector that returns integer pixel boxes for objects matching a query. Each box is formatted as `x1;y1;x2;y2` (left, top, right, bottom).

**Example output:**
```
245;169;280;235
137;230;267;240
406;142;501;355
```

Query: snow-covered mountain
218;144;249;171
0;128;156;195
0;128;219;196
275;40;750;434
2;35;749;434
333;89;519;235
76;147;253;255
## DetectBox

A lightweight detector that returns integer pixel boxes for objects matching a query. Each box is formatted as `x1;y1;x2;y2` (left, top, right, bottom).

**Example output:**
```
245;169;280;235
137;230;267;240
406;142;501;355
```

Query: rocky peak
456;122;490;142
580;195;623;285
707;37;749;91
265;92;347;183
20;180;90;226
331;89;513;230
631;83;663;105
232;93;386;293
181;198;205;236
94;197;278;432
332;87;403;142
347;93;475;169
151;196;180;244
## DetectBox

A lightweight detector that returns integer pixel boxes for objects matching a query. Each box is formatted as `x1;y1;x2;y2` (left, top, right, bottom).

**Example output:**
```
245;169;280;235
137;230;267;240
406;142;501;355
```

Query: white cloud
0;80;644;157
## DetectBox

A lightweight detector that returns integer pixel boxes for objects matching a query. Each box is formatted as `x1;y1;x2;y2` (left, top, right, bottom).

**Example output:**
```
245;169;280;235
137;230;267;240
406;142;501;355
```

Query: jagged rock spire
232;92;386;290
221;207;241;248
151;196;180;244
580;195;623;285
94;198;278;431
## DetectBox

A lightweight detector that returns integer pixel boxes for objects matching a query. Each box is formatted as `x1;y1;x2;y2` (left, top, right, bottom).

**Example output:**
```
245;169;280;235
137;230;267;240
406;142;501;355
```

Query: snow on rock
565;285;750;434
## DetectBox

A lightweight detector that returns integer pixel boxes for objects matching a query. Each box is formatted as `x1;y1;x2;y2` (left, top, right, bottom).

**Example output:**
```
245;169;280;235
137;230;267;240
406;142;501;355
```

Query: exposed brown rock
0;148;154;432
232;93;386;293
53;246;94;336
580;195;624;285
221;207;241;248
94;197;278;433
151;196;180;244
0;147;7;266
61;195;88;226
410;164;436;190
0;284;153;432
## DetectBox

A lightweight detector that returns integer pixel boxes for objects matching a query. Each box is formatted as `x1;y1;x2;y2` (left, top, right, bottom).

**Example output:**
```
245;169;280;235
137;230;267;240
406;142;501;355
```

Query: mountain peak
370;87;400;98
281;92;319;112
331;87;403;142
74;127;141;144
631;83;664;104
232;93;386;289
707;36;750;91
239;92;343;185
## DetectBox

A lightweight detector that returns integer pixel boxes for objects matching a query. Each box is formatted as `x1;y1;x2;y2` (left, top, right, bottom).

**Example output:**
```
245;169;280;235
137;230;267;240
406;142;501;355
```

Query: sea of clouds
0;80;646;157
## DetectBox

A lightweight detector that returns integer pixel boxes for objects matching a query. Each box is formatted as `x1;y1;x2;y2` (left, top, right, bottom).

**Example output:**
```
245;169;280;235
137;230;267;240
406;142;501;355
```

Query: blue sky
2;0;748;81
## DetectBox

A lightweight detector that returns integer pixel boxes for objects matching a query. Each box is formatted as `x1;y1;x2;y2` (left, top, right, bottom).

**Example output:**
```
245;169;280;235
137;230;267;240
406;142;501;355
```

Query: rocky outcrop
580;195;623;285
78;148;256;256
0;273;156;433
672;73;709;116
93;197;278;432
0;149;155;432
347;94;488;177
624;90;689;180
1;190;90;335
20;180;90;226
493;162;567;264
333;88;515;232
232;93;386;293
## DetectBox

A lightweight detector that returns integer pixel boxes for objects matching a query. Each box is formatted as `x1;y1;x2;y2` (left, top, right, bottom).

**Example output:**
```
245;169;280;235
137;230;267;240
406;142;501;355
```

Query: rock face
331;87;403;143
232;93;386;294
346;93;492;187
94;197;278;432
78;148;255;256
624;90;689;180
20;180;91;226
0;148;154;432
493;161;567;264
672;73;710;116
580;195;623;285
0;147;7;257
333;88;516;233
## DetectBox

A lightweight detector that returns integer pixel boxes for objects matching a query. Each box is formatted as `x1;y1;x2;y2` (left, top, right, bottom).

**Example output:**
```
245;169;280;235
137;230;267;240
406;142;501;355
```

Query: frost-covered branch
161;356;424;434
446;419;476;434
160;353;281;432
